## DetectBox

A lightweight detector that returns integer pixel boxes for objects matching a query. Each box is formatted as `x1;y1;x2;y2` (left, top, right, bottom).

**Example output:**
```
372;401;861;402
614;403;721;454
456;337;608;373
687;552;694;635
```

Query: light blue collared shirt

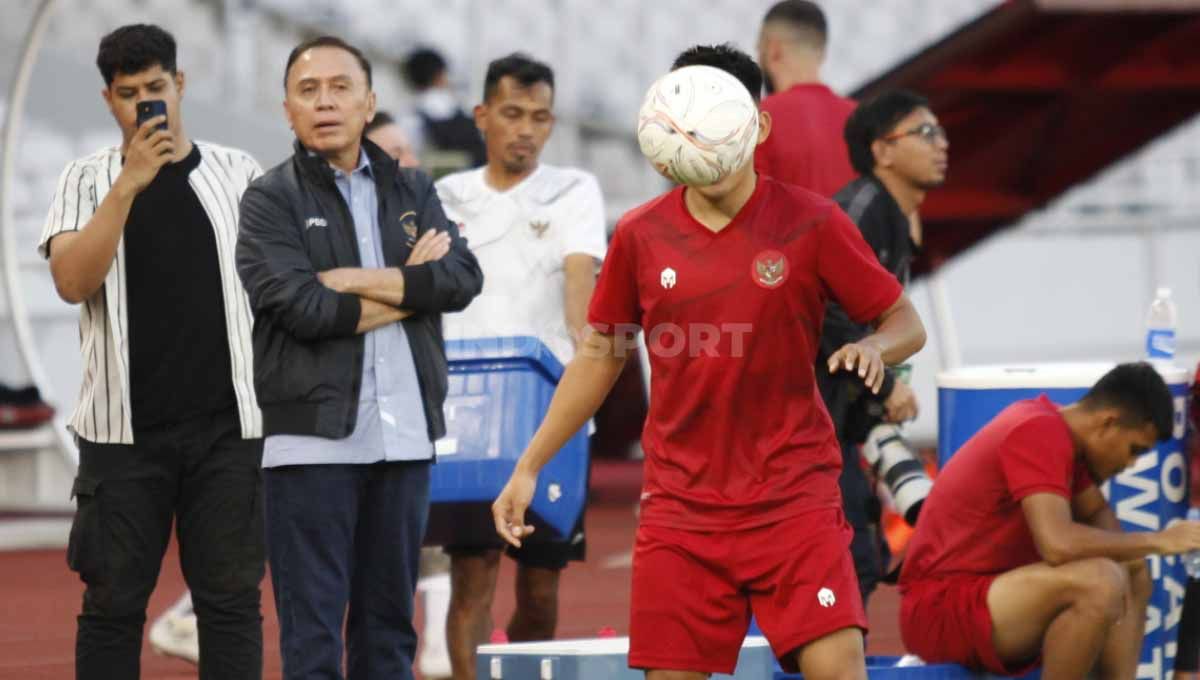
263;149;434;467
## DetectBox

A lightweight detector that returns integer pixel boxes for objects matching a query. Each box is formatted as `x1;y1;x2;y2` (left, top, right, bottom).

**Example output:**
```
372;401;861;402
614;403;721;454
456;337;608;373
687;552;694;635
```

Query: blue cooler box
477;636;775;680
938;362;1190;680
777;656;982;679
425;337;589;547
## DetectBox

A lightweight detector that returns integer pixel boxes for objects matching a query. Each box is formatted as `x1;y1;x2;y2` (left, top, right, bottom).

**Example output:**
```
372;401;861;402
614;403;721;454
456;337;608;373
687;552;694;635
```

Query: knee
190;585;262;622
449;552;501;610
82;561;155;619
84;582;153;621
1073;558;1128;621
519;573;560;617
185;558;265;611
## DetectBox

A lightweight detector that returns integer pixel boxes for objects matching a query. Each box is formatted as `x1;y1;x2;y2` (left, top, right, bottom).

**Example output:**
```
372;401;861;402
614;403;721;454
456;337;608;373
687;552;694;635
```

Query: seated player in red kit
900;362;1200;680
492;44;926;680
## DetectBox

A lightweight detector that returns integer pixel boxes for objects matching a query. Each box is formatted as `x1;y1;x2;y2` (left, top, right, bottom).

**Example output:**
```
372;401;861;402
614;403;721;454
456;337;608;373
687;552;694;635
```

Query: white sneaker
417;573;452;678
148;592;199;664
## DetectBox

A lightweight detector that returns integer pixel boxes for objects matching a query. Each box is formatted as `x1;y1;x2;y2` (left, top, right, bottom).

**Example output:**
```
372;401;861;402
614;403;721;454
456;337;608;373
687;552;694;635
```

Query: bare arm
864;294;926;365
357;298;409;334
493;327;629;546
827;294;926;394
49;186;135;303
1073;484;1122;532
49;118;173;303
562;253;598;348
1023;492;1200;565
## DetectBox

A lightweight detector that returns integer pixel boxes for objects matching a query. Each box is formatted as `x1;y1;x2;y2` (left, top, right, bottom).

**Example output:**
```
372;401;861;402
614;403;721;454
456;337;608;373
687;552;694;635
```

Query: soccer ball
636;65;759;187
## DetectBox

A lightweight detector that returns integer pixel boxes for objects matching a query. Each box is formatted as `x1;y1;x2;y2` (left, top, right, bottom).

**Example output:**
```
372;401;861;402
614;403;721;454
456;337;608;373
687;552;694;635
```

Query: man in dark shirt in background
755;0;856;196
820;90;949;603
401;47;487;170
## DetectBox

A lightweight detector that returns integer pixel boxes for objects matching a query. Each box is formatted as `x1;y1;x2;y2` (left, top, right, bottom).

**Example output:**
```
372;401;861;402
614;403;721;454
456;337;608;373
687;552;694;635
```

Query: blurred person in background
1181;590;1200;680
436;52;607;680
365;110;421;168
755;0;857;197
41;23;266;680
236;36;481;679
1174;368;1200;680
402;47;487;170
820;90;949;604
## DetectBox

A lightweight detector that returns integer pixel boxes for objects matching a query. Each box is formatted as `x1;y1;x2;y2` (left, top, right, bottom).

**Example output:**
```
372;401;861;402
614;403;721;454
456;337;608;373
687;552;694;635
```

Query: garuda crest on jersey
752;250;788;289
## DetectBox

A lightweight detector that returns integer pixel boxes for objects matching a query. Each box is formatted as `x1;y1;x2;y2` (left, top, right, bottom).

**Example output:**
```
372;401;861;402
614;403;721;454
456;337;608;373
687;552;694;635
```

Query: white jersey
436;164;607;366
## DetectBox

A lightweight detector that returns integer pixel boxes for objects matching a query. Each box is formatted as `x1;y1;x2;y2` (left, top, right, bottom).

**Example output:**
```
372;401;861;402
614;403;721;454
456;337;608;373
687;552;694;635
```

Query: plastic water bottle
1145;286;1178;360
1186;508;1200;580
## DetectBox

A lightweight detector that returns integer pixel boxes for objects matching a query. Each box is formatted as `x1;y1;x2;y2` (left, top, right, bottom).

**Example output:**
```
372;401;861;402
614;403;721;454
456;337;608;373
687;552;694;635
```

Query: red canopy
852;0;1200;274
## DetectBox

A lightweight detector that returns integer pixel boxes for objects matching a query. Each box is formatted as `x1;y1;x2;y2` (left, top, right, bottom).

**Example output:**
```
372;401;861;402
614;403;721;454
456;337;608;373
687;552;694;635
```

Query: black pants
265;460;431;680
838;438;887;605
1178;577;1200;673
69;409;264;680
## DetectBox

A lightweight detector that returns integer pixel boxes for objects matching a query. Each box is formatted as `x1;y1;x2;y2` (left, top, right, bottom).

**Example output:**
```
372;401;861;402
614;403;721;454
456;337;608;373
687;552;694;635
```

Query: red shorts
901;575;1041;676
628;507;867;674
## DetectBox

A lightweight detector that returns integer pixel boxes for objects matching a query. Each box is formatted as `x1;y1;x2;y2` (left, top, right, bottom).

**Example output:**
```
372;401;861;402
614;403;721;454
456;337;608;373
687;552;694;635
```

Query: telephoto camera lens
861;423;932;526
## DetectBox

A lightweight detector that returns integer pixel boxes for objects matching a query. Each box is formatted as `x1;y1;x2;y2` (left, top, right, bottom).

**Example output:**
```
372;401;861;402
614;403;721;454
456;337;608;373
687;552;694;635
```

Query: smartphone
136;100;168;132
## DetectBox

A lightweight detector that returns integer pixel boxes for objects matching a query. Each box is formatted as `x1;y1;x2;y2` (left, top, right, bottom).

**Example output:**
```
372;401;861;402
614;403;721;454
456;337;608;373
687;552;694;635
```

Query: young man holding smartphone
40;24;266;680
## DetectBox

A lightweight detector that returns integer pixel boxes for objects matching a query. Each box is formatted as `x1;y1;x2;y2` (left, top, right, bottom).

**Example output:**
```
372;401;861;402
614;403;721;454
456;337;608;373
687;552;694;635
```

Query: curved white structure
0;0;76;466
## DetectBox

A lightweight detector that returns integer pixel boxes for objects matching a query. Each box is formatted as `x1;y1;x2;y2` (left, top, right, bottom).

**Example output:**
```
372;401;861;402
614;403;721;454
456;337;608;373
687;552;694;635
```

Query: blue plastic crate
775;656;1038;679
425;336;589;546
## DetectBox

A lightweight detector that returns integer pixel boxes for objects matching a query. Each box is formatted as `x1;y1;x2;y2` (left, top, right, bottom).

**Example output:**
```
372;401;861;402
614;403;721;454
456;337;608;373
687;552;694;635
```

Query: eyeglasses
882;122;947;145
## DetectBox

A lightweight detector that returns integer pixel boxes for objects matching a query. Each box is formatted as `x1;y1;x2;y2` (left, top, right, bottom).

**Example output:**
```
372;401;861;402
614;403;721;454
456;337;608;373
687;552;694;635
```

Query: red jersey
900;396;1095;586
587;176;902;531
755;84;857;198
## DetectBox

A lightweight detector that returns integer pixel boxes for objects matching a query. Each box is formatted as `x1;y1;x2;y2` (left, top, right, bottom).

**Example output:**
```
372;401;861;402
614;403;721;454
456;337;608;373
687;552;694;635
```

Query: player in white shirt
435;53;607;680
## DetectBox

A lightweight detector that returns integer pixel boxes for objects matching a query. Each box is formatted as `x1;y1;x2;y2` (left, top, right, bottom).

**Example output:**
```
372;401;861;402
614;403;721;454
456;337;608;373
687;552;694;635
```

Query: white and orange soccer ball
636;65;760;187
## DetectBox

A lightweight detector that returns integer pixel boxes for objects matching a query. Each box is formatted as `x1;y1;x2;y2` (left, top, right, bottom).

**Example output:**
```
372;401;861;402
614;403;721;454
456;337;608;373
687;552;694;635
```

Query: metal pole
0;0;77;465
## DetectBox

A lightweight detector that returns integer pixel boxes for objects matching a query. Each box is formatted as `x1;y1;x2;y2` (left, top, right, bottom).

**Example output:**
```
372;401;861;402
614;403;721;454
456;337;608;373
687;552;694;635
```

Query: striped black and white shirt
38;141;263;444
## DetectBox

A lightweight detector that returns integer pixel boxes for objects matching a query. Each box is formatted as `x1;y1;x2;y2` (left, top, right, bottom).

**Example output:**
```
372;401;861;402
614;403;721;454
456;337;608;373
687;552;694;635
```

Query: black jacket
818;175;918;441
236;138;483;441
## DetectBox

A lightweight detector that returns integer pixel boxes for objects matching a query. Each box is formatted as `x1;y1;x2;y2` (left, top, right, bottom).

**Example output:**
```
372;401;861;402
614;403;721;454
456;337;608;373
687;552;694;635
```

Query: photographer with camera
819;90;949;604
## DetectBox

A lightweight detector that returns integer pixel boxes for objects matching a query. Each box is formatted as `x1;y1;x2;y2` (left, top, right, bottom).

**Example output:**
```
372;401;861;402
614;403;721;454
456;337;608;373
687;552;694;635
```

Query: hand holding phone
136;100;168;131
119;100;174;194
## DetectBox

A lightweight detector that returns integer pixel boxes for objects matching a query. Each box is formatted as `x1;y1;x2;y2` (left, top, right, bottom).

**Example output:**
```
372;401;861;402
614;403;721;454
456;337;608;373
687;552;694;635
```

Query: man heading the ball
492;43;926;679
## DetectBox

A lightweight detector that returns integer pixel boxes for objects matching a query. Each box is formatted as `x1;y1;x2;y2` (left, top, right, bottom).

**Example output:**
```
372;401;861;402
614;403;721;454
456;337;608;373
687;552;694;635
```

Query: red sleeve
586;220;641;331
817;206;903;323
1000;414;1078;501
